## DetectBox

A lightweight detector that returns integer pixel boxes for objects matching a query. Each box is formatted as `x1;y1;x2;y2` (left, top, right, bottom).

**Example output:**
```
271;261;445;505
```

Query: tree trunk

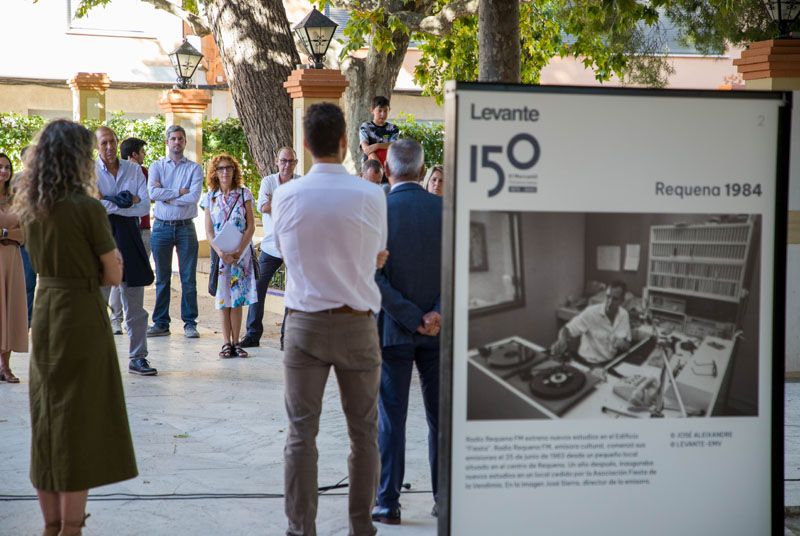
204;0;300;176
478;0;520;82
342;31;410;172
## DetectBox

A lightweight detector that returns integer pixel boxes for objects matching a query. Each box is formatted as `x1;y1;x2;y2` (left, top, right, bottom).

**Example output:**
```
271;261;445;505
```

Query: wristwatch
1;228;7;238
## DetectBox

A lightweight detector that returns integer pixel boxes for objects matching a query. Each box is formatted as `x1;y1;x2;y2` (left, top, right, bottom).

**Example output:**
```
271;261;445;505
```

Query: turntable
521;359;600;416
476;340;548;375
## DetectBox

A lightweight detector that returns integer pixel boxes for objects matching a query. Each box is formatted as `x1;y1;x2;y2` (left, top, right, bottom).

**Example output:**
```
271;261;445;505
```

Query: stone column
735;39;800;378
283;69;349;174
67;72;111;122
159;88;212;257
158;89;212;164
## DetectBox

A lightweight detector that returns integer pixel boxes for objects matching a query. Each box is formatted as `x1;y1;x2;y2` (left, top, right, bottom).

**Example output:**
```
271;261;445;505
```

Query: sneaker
371;505;401;525
129;357;157;376
111;322;123;335
238;335;260;348
184;326;200;339
146;325;170;337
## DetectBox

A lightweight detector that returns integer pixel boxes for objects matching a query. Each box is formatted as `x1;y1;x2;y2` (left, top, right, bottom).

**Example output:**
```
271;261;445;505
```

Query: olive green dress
25;193;137;491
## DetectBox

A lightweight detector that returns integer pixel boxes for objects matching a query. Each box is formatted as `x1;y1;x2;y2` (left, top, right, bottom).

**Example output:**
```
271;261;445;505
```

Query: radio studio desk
466;329;736;420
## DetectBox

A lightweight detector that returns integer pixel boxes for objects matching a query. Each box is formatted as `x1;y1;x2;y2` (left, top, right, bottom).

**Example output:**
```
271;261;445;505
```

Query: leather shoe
129;358;157;376
238;335;260;348
371;505;401;525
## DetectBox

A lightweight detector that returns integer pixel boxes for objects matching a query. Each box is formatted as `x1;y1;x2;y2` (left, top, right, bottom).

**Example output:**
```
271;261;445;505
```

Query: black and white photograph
467;210;762;421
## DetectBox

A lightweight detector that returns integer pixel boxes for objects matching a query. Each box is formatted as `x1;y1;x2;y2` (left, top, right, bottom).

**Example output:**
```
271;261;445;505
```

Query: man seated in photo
359;95;399;166
550;280;631;366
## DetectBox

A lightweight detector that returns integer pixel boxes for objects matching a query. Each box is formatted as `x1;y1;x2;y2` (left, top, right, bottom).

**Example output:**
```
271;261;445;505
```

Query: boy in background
359;95;399;166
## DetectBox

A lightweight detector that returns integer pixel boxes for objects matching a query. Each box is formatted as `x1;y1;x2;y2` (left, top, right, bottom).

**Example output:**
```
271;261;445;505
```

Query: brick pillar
733;38;800;90
67;72;111;122
735;38;800;378
158;89;212;164
283;69;349;174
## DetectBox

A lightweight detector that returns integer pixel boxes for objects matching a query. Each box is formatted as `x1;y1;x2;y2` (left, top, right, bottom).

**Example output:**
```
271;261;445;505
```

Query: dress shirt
96;158;150;218
565;303;631;364
147;156;203;221
272;163;387;314
257;172;299;258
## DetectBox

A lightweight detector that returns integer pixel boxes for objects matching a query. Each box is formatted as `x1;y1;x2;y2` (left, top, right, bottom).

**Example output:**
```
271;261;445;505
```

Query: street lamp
169;39;204;89
762;0;800;38
293;7;338;69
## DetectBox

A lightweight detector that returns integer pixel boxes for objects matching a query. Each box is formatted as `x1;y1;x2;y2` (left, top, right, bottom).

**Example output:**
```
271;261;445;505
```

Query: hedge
0;112;445;192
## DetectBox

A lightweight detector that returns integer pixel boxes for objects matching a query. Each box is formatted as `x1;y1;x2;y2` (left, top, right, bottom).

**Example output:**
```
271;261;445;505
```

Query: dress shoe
238;335;260;348
371;505;401;525
184;326;200;339
146;325;170;337
129;358;158;376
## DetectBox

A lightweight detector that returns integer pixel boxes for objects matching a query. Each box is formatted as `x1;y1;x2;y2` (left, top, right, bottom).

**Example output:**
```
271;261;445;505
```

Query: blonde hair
13;120;97;224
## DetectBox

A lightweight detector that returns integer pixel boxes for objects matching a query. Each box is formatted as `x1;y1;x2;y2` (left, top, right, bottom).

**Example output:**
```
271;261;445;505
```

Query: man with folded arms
273;102;387;536
95;126;157;376
146;125;203;339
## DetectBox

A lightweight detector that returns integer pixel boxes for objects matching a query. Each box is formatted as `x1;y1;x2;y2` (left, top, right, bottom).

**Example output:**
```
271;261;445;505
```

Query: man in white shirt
550;280;631;364
272;103;387;536
95;126;157;376
239;146;300;349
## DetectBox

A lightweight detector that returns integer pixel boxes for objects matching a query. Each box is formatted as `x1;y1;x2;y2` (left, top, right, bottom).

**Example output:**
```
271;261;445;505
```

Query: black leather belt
156;219;193;226
288;306;373;317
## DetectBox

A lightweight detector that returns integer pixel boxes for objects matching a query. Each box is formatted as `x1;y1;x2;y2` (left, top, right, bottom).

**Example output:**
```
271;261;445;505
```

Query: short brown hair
206;153;243;192
303;103;345;158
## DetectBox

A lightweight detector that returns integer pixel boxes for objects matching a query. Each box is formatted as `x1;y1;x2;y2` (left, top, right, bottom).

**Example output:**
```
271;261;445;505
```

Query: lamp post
169;39;204;88
284;8;347;174
762;0;800;38
293;7;338;69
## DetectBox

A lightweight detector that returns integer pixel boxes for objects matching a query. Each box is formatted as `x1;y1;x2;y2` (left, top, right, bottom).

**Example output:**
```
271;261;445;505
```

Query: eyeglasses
278;159;297;165
216;165;235;173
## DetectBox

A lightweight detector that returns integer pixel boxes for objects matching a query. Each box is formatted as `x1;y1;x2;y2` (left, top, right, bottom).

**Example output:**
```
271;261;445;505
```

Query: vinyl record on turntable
529;365;587;400
487;344;533;368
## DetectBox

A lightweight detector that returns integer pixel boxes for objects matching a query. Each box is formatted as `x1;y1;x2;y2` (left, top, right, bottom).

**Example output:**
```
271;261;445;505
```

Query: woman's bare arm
100;249;123;286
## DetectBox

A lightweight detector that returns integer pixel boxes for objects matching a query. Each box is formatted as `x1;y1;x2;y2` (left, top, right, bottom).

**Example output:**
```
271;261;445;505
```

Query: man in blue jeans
146;125;203;338
239;146;300;349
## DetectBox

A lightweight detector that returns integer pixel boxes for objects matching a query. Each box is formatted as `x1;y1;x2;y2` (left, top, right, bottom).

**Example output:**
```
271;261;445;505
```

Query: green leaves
394;113;444;167
0;114;46;170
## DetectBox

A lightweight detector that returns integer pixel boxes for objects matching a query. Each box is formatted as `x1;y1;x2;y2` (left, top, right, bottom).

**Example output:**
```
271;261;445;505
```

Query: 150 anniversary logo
468;103;541;197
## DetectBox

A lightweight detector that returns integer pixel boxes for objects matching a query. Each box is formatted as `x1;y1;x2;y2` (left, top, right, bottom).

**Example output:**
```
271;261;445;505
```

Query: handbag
208;248;220;296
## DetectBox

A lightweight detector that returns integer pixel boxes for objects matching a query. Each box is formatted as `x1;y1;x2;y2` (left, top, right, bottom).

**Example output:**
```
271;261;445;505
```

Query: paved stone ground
0;284;438;536
1;278;798;534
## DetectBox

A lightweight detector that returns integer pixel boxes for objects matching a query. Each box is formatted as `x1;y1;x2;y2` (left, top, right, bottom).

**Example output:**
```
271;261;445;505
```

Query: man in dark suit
372;139;442;525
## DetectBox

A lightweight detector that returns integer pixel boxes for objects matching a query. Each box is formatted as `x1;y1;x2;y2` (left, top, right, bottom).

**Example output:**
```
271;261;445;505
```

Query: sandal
41;520;60;536
0;367;20;383
59;513;90;536
219;343;234;358
233;345;249;358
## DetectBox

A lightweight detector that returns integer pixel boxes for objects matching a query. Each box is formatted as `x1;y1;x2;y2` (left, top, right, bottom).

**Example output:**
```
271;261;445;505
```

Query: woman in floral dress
202;153;257;357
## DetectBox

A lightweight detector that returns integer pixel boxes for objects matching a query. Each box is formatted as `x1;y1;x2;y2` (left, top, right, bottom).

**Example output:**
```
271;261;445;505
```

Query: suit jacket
376;182;442;347
108;214;154;287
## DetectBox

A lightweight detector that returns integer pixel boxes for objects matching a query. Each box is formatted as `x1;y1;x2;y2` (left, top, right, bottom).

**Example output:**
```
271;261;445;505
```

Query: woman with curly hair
0;152;27;383
201;153;257;358
13;120;137;536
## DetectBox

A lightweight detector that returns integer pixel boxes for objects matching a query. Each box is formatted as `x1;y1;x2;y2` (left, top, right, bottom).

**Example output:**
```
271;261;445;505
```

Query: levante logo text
470;104;540;122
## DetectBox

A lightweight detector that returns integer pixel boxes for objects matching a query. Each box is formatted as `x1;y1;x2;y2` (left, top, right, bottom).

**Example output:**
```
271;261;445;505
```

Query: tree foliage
394;113;444;167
